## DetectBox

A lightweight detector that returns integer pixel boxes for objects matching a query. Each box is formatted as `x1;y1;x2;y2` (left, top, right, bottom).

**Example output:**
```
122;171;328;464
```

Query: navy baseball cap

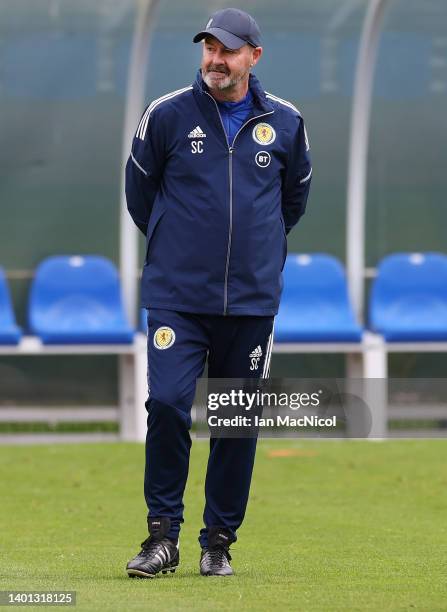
193;8;261;50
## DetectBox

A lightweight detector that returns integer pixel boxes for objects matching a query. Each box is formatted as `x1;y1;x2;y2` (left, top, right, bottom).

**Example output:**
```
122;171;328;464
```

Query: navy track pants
144;308;274;547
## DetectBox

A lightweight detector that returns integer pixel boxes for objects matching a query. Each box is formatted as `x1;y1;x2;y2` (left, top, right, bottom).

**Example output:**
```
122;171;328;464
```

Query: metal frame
357;334;447;437
0;334;148;442
346;0;390;321
118;0;160;441
0;337;135;355
363;338;447;380
274;342;365;354
274;332;388;437
119;0;160;325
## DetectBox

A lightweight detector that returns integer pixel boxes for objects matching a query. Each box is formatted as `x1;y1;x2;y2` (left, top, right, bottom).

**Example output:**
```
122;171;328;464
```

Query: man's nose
213;49;226;63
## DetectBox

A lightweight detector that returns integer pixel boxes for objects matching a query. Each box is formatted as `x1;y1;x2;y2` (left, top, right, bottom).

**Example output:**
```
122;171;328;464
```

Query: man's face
201;36;255;91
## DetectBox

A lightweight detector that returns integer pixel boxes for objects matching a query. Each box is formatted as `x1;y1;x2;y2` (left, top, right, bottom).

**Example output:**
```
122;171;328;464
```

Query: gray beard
203;69;249;91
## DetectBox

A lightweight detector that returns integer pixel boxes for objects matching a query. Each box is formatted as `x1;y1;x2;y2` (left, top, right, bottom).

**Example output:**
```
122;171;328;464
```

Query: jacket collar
193;69;274;114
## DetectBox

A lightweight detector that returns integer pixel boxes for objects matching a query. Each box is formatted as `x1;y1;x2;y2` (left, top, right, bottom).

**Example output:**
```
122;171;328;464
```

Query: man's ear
251;46;263;67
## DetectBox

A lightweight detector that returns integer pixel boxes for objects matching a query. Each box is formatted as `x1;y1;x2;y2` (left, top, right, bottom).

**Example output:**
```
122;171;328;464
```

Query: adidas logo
188;125;207;138
249;345;263;358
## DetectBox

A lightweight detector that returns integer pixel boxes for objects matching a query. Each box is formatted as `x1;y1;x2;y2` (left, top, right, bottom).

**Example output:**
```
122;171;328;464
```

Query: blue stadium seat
0;268;22;344
275;254;362;343
29;255;134;344
369;252;447;341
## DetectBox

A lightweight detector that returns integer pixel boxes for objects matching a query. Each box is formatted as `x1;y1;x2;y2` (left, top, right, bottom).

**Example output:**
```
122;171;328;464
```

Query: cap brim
193;27;247;50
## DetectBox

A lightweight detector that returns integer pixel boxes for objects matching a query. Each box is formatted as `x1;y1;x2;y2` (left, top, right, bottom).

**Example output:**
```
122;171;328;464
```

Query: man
125;7;312;578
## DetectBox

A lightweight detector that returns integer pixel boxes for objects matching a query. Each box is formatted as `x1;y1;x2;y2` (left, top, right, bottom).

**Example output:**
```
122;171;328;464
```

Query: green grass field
1;440;446;611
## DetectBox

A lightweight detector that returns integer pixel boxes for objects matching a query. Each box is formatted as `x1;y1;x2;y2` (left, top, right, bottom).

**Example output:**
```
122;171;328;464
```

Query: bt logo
255;151;271;168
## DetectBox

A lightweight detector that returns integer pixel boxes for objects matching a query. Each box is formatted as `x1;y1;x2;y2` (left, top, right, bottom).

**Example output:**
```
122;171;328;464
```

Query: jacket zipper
204;91;273;315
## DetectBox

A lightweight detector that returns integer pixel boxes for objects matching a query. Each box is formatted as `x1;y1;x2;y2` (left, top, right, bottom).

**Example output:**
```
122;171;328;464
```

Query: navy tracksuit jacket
126;70;312;546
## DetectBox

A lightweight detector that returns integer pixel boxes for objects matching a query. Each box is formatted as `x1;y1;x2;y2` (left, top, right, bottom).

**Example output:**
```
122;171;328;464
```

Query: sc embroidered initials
188;126;206;154
191;141;204;154
249;345;263;370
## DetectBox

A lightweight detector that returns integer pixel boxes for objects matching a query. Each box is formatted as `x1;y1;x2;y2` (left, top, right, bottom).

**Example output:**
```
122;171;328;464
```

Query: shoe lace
140;536;164;555
205;546;232;567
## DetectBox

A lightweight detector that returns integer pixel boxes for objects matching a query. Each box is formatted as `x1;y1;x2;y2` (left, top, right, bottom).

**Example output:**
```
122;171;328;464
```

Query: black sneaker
200;527;234;577
127;517;179;578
